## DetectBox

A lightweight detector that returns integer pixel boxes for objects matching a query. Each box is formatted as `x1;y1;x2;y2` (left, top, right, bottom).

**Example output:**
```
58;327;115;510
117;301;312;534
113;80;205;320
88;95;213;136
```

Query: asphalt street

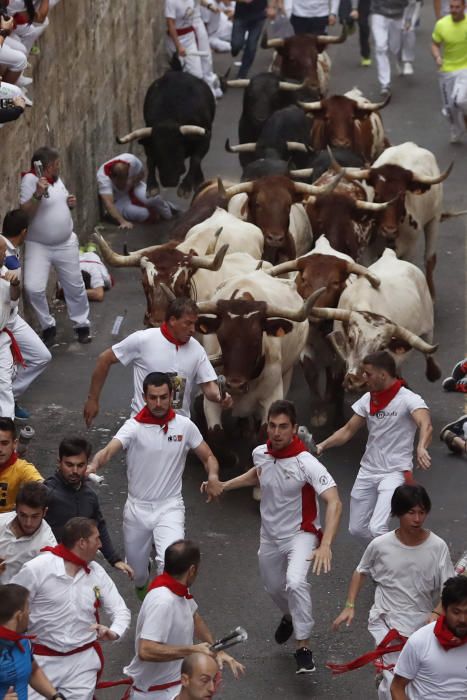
21;6;467;699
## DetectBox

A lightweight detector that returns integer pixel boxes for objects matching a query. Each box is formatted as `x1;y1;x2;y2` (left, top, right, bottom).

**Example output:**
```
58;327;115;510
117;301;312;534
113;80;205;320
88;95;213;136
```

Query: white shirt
20;174;73;246
11;551;130;651
0;511;56;584
8;0;42;11
96;153;144;199
79;252;111;289
114;414;203;501
253;444;336;540
357;531;454;637
394;621;467;699
112;328;217;417
165;0;196;28
0;268;13;332
124;586;197;691
292;0;339;18
352;387;428;474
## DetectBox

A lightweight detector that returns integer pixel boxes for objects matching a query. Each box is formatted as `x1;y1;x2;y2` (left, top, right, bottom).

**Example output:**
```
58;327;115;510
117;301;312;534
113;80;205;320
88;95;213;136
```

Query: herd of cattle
95;30;462;446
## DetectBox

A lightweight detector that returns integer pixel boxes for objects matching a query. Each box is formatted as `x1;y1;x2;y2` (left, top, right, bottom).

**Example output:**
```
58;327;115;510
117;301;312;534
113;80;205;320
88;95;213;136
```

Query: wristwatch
51;693;67;700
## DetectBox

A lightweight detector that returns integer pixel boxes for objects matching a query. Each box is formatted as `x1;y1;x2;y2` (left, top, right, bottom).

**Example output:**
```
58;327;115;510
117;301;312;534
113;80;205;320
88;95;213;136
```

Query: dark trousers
338;0;371;58
290;14;328;35
231;15;266;78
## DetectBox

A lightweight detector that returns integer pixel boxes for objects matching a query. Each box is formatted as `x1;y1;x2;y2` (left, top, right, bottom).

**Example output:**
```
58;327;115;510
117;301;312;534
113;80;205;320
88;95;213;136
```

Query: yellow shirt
432;15;467;72
0;458;43;512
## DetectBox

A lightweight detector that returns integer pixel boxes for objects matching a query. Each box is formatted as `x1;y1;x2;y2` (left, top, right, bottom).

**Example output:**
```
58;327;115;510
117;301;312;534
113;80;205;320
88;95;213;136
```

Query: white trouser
0;334;15;419
24;233;90;331
12;17;49;54
29;646;101;700
349;470;405;541
130;685;181;699
193;18;219;93
7;313;51;398
368;618;402;700
123;495;185;586
439;69;467;138
209;35;230;52
115;182;172;222
166;31;203;80
208;13;232;52
370;13;402;89
0;37;28;72
258;531;318;641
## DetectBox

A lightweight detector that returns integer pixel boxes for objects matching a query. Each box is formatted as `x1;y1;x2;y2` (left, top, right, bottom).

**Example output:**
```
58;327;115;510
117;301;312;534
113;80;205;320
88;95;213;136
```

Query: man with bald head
97;153;174;229
171;653;219;699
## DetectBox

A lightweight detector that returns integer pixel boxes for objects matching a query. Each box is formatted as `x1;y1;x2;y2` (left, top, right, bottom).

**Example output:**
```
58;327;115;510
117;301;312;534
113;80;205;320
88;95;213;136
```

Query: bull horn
393;324;438;355
224;181;254;198
289;168;314;178
317;24;347;44
190;244;229;271
412;161;453;185
327;145;344;173
197;300;218;314
256;260;264;270
346;262;381;288
440;209;467;220
225;79;251;88
286;141;309;153
298;100;322;111
92;231;145;267
342;167;371;181
355;198;393;212
267;259;300;277
116;126;152;144
179;125;206;136
265;38;285;48
294;172;343;196
278;80;306;92
265;287;326;321
217;177;227;200
159;282;176;301
360;92;392;111
225;138;257;153
208;353;223;367
309;307;352;322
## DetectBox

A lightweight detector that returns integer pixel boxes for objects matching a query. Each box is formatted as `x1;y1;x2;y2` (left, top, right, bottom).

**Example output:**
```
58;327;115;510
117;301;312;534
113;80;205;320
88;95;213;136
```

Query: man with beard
88;372;222;599
391;575;467;699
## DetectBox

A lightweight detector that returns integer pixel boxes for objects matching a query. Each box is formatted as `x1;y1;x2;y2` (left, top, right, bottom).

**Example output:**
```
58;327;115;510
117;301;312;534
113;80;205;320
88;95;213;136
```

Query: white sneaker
402;62;414;75
17;75;33;87
450;127;463;143
213;87;223;99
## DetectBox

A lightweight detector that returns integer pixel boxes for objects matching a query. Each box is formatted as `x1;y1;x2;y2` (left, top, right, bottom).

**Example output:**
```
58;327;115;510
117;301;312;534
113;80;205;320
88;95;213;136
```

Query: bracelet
345;601;355;608
33;192;43;201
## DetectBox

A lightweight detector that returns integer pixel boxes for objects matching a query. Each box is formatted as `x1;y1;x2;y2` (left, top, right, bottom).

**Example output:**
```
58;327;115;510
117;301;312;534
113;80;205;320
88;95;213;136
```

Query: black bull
116;70;216;198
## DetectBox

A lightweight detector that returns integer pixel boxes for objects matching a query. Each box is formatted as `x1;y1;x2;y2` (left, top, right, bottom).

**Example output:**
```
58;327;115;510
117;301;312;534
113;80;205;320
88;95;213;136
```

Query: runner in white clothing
171;652;220;699
331;484;454;700
96;153;173;228
84;297;232;426
88;372;223;596
317;350;432;541
11;516;131;700
0;237;23;419
20;146;91;345
391;575;467;700
211;399;342;675
166;0;203;79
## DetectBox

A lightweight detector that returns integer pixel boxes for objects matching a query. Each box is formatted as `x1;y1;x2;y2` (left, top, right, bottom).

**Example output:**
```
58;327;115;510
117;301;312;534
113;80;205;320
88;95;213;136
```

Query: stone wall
1;0;167;236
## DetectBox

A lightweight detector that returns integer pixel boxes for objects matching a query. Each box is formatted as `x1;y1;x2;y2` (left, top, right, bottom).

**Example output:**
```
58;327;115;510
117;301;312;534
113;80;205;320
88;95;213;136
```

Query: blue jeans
231;15;265;78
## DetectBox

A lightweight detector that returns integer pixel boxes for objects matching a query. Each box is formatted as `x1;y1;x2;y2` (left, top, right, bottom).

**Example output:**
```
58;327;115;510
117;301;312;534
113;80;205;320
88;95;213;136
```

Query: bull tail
440;210;467;221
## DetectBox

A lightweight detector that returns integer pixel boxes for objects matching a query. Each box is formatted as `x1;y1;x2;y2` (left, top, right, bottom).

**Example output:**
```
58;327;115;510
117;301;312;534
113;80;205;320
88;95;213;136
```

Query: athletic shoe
76;327;92;344
402;62;414;75
441;416;467;439
360;57;372;67
135;584;148;602
380;87;391;99
443;377;457;391
17;75;33;87
14;404;30;421
450;128;463;144
294;647;316;674
30;45;40;55
275;615;293;644
42;325;56;346
455;551;467;574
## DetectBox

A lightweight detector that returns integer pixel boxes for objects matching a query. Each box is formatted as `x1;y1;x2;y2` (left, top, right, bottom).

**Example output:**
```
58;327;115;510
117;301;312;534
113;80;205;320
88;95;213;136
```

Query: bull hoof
426;355;442;382
177;182;192;199
310;410;328;428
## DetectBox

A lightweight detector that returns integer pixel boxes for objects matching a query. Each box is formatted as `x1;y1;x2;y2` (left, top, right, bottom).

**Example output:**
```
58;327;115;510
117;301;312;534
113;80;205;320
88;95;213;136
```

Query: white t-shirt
165;0;196;28
79;252;111;289
352;387;428;474
112;328;217;417
0;268;13;331
252;444;336;540
292;0;339;18
114;413;203;501
0;511;56;584
20;174;73;246
124;586;197;691
96;153;144;199
357;531;454;637
394;621;467;699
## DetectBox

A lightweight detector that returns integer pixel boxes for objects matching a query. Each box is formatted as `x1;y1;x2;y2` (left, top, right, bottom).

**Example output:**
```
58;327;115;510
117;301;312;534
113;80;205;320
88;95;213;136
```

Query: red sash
160;322;188;350
40;544;91;574
13;12;30;26
369;379;405;415
147;571;193;599
434;615;467;650
176;26;194;36
0;625;35;653
134;406;176;434
327;628;407;675
0;450;19;476
2;328;26;367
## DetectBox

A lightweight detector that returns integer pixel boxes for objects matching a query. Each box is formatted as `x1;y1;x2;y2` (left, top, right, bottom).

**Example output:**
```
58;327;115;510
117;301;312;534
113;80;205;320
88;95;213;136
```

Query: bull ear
196;316;221;335
262;318;294;337
387;337;412;354
407;181;431;195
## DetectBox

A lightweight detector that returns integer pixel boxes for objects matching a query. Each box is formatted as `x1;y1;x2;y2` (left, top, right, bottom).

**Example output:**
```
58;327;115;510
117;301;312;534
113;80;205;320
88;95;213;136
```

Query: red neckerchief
434;616;467;651
0;450;19;476
0;625;35;653
147;572;193;599
369;378;405;415
160;322;187;351
103;159;128;178
134;406;176;434
327;628;407;675
21;169;55;186
265;434;307;459
41;544;91;574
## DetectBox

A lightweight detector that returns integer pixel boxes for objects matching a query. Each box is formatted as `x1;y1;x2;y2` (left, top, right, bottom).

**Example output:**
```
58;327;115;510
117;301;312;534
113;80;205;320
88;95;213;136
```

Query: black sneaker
440;416;467;439
42;325;56;347
76;327;92;344
275;615;293;644
294;647;316;674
